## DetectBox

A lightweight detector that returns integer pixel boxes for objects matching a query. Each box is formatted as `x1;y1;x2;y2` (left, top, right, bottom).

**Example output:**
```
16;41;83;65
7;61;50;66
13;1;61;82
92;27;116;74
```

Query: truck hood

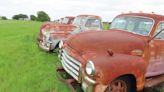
42;23;76;32
66;29;147;56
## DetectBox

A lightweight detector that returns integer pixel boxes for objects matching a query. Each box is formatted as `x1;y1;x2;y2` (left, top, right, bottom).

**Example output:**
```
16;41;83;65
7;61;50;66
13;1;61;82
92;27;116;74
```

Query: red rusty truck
37;15;103;52
58;13;164;92
37;16;75;51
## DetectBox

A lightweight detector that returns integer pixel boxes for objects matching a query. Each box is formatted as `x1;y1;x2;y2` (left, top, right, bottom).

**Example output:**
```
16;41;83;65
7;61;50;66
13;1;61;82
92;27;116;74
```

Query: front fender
90;53;147;90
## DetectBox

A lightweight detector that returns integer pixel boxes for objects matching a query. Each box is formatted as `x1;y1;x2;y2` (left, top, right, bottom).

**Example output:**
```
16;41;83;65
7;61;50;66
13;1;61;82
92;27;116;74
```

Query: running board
145;75;164;88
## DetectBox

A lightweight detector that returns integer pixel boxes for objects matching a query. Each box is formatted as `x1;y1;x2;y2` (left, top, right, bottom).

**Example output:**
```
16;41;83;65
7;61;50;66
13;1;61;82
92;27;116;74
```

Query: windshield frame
110;15;155;36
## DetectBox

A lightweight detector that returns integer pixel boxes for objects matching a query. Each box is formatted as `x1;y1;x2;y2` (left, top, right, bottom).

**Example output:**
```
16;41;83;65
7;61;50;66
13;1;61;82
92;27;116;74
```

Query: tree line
0;11;51;22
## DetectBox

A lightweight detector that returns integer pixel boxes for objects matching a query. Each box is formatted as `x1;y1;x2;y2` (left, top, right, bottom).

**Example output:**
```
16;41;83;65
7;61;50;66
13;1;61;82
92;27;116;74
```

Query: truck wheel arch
106;74;137;92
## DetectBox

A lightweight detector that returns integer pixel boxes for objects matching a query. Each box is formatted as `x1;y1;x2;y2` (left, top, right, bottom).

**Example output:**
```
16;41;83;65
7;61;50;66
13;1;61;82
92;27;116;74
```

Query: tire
49;49;54;53
106;76;136;92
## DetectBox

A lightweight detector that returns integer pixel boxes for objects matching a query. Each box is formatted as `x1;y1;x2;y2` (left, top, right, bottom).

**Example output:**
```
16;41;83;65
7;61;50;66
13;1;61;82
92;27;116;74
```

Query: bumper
38;41;51;51
56;66;108;92
82;76;107;92
38;40;60;51
82;76;96;92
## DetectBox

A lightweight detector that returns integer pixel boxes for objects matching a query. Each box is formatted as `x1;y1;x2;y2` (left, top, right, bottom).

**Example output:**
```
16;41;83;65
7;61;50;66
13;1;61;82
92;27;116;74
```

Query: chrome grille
60;49;82;82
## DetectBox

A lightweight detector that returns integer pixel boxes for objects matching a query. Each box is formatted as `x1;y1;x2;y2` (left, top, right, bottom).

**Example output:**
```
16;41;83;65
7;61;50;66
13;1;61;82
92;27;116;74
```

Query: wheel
48;49;54;53
106;76;136;92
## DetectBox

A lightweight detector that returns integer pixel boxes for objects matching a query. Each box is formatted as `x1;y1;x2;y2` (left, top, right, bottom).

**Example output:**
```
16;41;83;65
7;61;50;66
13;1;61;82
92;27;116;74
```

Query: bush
30;15;37;21
37;11;50;22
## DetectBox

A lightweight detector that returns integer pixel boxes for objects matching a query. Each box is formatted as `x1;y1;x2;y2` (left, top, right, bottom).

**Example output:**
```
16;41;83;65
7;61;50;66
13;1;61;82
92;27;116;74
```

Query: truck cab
58;13;164;92
60;16;75;24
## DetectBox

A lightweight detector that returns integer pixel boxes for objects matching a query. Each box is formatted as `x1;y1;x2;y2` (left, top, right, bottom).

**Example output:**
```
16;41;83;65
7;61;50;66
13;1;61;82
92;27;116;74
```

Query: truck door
146;22;164;77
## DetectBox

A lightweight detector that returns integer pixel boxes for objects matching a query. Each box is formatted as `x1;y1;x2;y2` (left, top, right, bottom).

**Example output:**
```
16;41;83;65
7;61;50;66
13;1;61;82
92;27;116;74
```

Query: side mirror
148;29;164;42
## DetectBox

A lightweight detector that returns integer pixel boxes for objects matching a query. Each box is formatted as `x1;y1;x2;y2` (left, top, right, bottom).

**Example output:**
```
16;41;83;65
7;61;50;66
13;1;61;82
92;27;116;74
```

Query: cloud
0;0;163;21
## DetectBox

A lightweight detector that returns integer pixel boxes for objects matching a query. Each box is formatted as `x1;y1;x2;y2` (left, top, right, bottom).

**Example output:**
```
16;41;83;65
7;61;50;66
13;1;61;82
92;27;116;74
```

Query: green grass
103;23;110;30
0;20;70;92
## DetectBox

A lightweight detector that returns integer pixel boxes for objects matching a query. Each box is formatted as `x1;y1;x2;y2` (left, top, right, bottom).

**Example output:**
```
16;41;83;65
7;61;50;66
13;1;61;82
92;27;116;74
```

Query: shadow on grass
144;83;164;92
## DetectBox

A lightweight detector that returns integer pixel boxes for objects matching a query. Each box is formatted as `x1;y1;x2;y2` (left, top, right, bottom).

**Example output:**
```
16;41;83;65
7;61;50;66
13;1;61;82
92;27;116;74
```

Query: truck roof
77;15;101;19
117;13;164;21
65;16;75;19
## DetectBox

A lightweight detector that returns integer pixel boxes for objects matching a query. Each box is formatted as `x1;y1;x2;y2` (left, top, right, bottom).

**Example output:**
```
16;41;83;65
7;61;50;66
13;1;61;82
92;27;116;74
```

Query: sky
0;0;164;21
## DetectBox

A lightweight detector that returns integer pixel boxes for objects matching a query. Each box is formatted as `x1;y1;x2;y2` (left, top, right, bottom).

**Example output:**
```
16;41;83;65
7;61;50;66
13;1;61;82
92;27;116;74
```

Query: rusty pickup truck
37;16;75;51
58;13;164;92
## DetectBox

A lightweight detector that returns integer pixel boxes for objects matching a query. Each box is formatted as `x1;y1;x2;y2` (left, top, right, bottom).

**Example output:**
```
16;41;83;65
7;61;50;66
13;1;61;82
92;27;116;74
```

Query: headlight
86;61;95;76
42;31;51;42
59;40;63;48
42;30;46;35
45;33;50;40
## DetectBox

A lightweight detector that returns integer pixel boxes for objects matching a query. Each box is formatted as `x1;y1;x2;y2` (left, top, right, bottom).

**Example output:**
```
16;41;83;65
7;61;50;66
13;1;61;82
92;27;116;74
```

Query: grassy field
0;20;163;92
0;20;70;92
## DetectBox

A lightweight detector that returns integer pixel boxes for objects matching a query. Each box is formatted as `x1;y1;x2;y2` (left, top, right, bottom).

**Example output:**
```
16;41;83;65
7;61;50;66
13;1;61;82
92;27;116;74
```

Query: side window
80;18;85;26
155;22;164;39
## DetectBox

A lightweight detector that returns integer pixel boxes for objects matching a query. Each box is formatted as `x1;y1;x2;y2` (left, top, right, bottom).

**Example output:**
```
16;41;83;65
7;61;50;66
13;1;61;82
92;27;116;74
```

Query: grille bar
63;50;81;66
62;53;79;71
61;56;79;76
60;49;82;82
61;59;78;80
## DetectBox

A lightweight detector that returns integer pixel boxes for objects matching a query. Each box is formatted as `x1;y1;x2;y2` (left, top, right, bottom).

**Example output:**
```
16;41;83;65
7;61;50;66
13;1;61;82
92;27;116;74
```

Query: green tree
37;11;50;22
30;15;37;21
12;14;28;20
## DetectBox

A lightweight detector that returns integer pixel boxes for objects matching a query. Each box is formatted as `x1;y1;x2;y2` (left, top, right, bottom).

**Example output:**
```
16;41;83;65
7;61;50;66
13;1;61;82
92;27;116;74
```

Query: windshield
85;19;101;28
110;16;154;36
62;18;69;24
72;17;85;26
